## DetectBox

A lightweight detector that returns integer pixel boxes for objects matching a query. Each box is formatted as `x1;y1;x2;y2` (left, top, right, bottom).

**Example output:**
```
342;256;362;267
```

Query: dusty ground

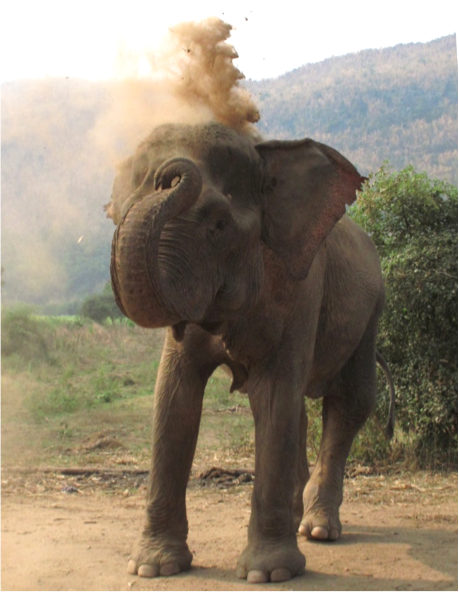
1;359;457;590
1;469;457;591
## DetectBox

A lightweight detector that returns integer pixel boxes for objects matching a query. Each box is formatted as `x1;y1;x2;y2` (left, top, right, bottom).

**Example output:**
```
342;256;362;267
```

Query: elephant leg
128;328;217;578
236;374;306;583
299;322;378;541
293;399;309;530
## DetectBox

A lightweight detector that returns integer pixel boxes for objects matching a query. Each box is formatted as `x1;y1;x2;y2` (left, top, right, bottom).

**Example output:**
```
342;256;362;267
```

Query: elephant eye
208;215;234;251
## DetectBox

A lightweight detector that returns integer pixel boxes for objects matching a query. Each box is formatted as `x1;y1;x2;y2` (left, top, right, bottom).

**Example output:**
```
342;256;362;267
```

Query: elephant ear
104;156;135;225
256;138;365;280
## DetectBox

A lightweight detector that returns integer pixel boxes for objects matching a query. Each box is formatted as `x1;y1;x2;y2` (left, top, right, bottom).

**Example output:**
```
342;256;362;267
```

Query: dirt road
1;470;457;591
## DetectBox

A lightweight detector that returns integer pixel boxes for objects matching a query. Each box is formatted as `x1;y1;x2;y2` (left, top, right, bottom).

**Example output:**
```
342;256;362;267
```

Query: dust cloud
92;17;261;162
1;17;261;309
1;76;111;306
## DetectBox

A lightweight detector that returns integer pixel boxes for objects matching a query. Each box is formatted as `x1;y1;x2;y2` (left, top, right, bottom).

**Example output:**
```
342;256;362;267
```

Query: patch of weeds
203;368;249;413
305;398;322;464
204;372;233;409
96;391;115;404
350;414;391;464
61;363;76;383
228;416;254;455
92;366;119;404
56;422;74;440
1;306;52;367
33;387;88;418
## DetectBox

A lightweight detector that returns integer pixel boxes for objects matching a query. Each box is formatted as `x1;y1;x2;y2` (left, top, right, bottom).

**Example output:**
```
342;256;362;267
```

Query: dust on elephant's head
108;122;364;333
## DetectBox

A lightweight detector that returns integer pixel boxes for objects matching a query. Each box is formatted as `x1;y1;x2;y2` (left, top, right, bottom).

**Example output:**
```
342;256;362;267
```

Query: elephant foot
299;501;342;541
236;539;305;583
299;477;343;541
127;535;192;578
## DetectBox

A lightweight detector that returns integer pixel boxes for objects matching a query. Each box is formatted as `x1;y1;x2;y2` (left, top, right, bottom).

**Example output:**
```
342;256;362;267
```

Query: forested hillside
1;35;457;309
247;35;457;182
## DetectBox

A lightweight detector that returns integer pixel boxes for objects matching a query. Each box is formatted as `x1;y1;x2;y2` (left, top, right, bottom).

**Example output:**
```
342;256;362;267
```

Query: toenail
138;563;159;577
247;569;268;583
329;528;339;540
311;526;329;540
160;562;180;576
270;567;292;582
298;523;308;536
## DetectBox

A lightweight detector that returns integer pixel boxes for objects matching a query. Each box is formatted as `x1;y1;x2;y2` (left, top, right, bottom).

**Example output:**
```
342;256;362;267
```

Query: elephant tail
376;350;396;440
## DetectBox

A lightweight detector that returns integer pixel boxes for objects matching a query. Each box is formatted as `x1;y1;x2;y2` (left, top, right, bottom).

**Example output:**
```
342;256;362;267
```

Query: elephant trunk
110;157;203;328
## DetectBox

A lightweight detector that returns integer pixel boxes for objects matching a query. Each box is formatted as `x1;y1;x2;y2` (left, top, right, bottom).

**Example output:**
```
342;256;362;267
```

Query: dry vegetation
0;311;449;478
1;316;253;474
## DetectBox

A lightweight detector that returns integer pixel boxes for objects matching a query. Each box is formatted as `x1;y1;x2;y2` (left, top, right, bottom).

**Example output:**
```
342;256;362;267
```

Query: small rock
62;486;79;494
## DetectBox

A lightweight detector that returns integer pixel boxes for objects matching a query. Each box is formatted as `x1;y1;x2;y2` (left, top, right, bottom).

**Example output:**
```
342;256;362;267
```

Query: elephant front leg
128;331;211;578
236;378;306;583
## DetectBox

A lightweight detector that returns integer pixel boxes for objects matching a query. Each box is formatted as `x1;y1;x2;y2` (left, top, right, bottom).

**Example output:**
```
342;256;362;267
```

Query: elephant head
108;123;364;337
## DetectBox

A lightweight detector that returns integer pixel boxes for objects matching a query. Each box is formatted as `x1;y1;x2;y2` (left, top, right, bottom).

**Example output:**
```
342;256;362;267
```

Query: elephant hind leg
299;321;378;541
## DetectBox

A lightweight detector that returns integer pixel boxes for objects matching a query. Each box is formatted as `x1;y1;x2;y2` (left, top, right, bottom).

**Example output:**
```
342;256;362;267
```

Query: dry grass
1;312;453;479
1;315;254;474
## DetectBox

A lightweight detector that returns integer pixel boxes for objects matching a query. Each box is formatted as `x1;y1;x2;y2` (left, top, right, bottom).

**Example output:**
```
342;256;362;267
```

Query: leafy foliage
79;284;125;324
350;165;458;466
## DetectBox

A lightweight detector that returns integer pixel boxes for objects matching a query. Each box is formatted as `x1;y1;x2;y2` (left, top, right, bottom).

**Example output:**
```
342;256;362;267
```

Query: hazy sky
1;0;457;82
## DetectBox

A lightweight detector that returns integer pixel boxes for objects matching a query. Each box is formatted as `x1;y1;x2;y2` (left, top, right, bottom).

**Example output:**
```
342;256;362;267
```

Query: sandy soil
1;470;457;591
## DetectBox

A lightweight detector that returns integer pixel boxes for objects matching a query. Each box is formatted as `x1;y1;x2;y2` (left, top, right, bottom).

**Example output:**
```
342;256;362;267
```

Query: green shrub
350;165;458;467
1;306;50;364
80;287;124;324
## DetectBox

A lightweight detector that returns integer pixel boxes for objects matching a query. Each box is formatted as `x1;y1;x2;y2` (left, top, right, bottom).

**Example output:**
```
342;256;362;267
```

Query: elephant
107;121;395;583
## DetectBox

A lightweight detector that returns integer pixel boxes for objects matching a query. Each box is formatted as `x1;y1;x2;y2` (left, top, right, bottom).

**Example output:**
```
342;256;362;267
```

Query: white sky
0;0;457;83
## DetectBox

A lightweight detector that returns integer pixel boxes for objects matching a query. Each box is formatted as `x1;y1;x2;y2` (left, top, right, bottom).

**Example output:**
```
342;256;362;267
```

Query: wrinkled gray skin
108;122;390;584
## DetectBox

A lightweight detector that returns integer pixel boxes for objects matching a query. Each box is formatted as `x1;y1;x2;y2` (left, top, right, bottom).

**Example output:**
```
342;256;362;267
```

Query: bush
1;306;50;364
80;284;124;324
350;165;458;467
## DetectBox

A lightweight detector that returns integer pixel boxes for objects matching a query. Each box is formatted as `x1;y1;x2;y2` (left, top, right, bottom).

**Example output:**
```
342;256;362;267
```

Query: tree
79;283;125;324
350;165;458;466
